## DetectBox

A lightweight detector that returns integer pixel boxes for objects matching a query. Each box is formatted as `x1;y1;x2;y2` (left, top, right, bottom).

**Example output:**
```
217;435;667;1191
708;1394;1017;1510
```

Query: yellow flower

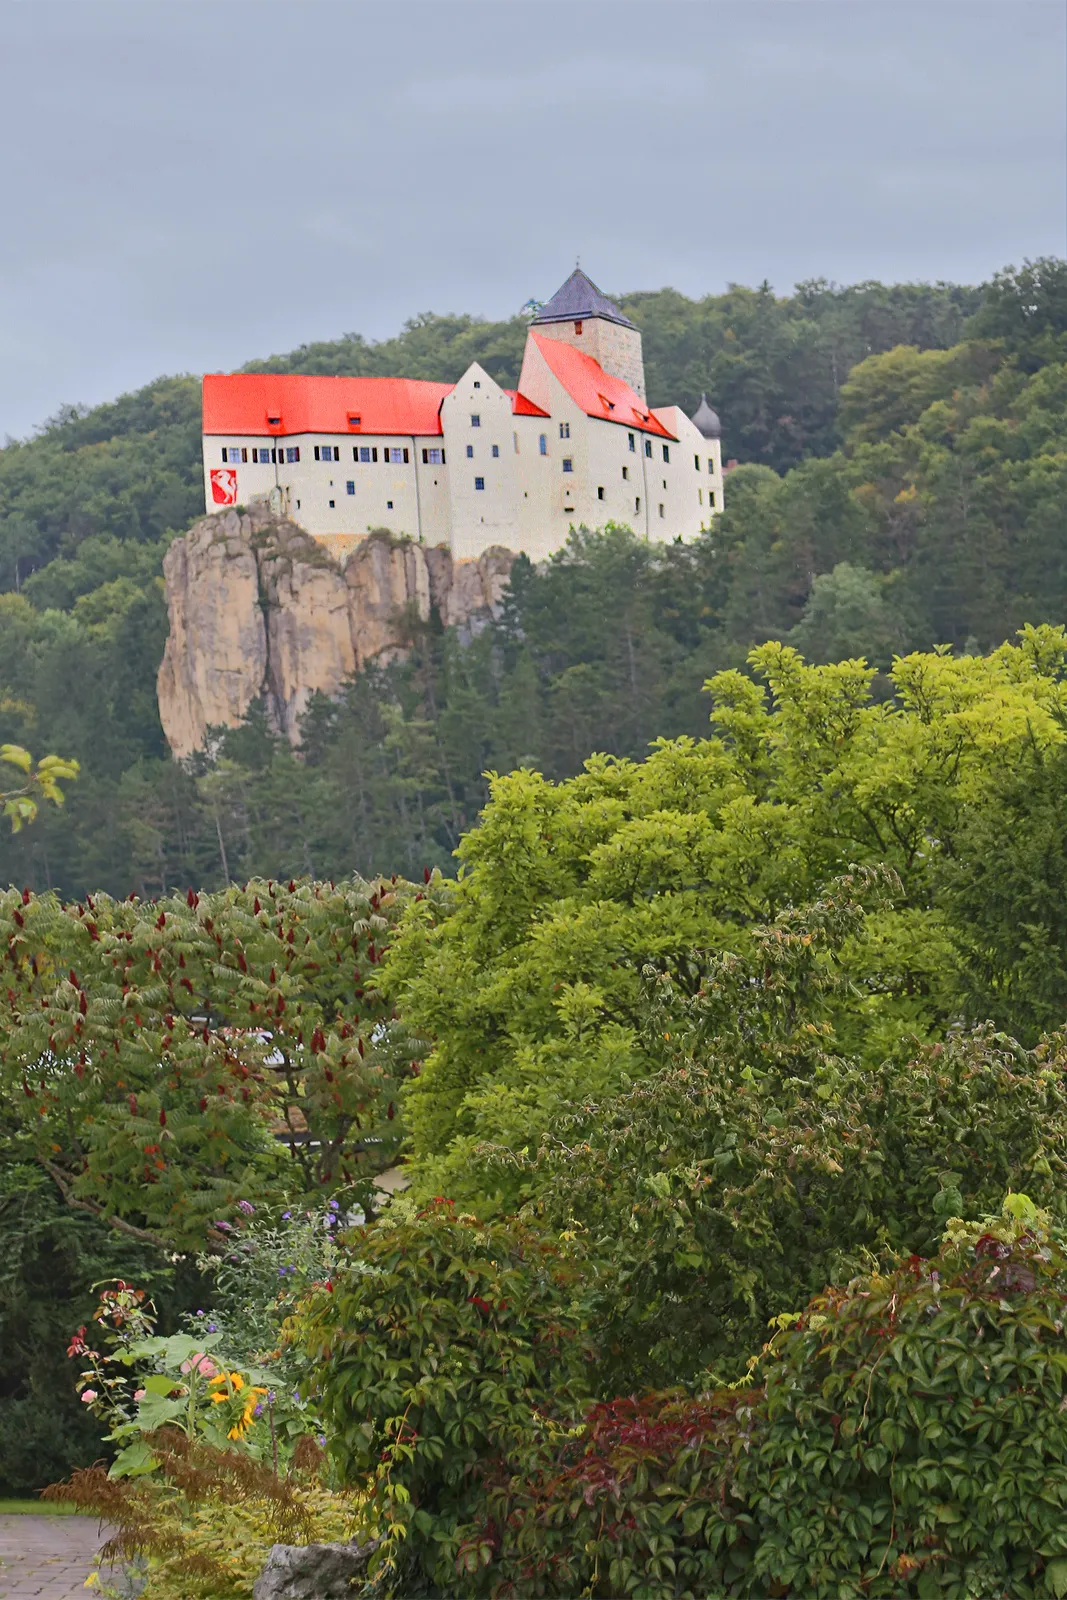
227;1385;268;1440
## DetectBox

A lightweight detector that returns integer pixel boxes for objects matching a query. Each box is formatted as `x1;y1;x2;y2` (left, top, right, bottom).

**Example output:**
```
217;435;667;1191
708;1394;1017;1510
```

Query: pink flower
180;1353;217;1379
80;1389;98;1404
133;1389;146;1401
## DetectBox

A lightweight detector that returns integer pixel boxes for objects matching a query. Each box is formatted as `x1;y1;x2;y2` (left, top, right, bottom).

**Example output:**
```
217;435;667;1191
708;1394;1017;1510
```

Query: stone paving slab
0;1516;116;1599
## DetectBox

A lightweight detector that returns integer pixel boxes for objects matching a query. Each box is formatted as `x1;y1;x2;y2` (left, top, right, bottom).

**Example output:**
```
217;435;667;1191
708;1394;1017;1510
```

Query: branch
39;1158;171;1251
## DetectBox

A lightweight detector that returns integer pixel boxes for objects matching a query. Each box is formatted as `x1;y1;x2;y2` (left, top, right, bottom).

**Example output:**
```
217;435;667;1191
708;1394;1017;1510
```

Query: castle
201;269;724;561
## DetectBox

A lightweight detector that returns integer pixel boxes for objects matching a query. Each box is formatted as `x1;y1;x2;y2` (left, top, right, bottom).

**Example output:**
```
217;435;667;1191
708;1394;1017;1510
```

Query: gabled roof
531;268;635;330
504;389;551;418
531;333;675;439
202;373;453;437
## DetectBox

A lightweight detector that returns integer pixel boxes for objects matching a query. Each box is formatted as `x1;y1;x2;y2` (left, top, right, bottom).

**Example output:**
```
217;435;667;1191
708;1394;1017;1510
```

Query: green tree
0;876;419;1247
385;630;1067;1205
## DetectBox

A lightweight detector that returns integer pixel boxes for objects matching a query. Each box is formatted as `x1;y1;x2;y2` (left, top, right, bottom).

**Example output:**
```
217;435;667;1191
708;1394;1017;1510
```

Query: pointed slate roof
691;392;722;440
532;268;635;330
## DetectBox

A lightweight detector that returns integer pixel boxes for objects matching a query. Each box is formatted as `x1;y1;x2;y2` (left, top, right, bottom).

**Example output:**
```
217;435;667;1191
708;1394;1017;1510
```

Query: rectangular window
662;445;670;463
286;446;300;463
708;460;715;474
329;498;335;508
628;432;635;452
539;434;547;456
348;415;361;428
491;443;500;458
346;481;355;495
423;447;443;464
315;445;338;462
562;458;573;473
644;439;652;458
559;422;570;439
387;499;393;509
267;415;281;426
695;454;700;470
474;476;485;491
709;492;717;510
471;414;481;427
622;465;629;481
466;444;474;459
473;380;481;389
635;496;641;512
388;447;405;464
223;446;248;463
252;447;264;463
659;503;665;518
597;486;605;500
359;446;376;463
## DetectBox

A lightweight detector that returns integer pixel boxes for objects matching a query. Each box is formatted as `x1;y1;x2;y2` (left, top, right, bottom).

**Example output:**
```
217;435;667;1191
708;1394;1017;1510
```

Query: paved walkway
0;1516;116;1598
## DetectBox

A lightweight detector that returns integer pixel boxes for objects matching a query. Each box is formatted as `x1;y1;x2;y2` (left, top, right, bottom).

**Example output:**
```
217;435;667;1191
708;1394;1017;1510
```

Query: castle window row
222;446;301;463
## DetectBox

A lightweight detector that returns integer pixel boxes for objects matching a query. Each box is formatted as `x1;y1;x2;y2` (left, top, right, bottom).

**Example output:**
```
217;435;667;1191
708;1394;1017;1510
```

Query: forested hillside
0;259;1063;898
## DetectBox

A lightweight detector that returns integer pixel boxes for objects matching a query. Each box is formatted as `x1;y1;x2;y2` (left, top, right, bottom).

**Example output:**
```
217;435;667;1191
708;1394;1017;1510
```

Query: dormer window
267;415;281;426
348;415;361;428
598;394;615;411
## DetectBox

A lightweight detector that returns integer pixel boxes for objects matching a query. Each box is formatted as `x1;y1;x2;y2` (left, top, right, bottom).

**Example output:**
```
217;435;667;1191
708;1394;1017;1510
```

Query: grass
0;1497;80;1515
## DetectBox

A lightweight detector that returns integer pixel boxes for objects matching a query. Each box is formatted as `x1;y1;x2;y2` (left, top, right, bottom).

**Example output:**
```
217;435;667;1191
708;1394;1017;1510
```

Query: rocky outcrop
157;506;516;758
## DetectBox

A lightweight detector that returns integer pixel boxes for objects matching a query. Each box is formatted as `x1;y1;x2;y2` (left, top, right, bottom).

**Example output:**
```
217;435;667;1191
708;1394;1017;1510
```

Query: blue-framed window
471;414;481;427
562;458;574;473
474;476;485;491
346;481;355;495
466;444;474;459
539;434;547;455
491;443;500;458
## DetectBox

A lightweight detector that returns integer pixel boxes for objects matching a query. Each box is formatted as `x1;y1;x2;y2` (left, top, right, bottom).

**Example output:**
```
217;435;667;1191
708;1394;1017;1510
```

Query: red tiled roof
530;333;675;439
504;389;551;418
202;373;453;437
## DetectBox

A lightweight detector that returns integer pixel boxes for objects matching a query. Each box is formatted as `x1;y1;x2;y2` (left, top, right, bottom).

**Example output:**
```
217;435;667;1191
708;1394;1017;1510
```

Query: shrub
296;1203;596;1594
47;1433;360;1600
486;1198;1067;1599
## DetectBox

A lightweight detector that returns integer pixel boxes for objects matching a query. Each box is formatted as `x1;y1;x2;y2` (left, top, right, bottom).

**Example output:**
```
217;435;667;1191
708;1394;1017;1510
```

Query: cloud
1;0;1063;437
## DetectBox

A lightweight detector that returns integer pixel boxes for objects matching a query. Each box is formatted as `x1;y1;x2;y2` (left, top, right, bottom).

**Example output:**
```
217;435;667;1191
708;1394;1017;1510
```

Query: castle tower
531;268;646;400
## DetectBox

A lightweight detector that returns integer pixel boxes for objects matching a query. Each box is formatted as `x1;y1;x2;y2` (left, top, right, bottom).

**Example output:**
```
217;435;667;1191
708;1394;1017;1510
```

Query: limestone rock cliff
157;506;515;759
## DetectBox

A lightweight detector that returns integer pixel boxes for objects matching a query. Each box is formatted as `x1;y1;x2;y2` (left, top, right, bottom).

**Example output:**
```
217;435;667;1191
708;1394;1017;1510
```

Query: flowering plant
70;1280;293;1478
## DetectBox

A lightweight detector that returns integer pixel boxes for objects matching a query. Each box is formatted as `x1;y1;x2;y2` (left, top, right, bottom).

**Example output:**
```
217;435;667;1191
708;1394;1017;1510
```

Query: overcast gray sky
2;0;1064;440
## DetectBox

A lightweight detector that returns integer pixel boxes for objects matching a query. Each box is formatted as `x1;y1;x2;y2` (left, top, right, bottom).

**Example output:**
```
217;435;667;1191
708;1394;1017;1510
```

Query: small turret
691;393;721;440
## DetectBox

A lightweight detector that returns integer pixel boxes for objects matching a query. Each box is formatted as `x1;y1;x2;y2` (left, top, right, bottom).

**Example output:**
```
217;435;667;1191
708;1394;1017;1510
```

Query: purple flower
317;1434;326;1447
328;1200;339;1211
238;1200;255;1216
212;1220;234;1233
267;1391;276;1405
253;1404;264;1418
206;1322;218;1333
196;1309;204;1318
281;1211;291;1221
